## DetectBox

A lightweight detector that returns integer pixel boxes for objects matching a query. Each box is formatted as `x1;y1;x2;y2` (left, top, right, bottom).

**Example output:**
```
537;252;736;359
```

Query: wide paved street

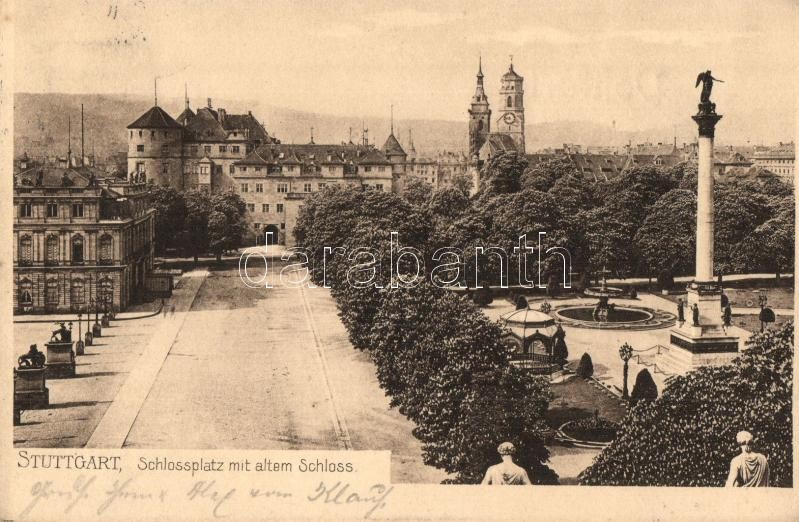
120;258;448;483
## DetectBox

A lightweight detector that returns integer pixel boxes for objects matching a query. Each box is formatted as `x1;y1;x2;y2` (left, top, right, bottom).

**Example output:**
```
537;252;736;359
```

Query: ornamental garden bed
560;414;620;443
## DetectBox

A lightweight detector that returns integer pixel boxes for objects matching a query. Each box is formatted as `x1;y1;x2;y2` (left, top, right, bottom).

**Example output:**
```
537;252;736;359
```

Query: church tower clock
497;60;525;153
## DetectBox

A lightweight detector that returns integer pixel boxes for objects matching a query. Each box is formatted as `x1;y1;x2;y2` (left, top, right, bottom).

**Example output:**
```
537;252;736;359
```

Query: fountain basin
555;305;653;324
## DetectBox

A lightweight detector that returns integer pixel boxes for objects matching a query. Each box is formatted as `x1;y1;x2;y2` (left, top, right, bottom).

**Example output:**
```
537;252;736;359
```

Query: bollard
85;331;93;346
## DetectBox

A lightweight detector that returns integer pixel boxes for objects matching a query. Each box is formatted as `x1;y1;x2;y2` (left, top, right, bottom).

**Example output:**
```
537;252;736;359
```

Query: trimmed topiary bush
630;368;658;404
576;353;594;378
472;286;494;307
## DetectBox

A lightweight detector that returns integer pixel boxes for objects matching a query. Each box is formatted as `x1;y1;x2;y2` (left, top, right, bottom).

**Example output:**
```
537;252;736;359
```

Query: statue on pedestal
695;70;723;104
723;303;732;327
481;442;531;485
691;304;700;326
18;344;46;368
50;322;71;343
677;298;685;325
725;431;769;487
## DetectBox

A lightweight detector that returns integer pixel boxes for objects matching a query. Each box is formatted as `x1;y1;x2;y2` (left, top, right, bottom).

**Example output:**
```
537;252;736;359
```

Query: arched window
71;234;84;264
18;278;33;310
99;234;113;265
98;277;113;310
507;96;512;108
46;235;59;265
477;120;483;131
19;235;32;266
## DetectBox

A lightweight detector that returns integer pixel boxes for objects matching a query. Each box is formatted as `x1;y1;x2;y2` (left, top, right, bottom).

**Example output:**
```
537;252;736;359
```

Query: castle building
231;139;396;246
127;96;278;191
13;167;155;314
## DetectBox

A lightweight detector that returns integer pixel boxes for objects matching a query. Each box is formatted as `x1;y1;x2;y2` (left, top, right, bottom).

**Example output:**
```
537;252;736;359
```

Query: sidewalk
85;269;208;448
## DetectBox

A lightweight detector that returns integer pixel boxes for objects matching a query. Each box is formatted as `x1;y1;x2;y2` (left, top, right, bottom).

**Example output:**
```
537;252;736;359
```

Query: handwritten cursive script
307;481;393;519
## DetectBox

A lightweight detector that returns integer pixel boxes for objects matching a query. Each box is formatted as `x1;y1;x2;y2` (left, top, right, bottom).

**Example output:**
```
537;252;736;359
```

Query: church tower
468;57;491;158
496;60;525;153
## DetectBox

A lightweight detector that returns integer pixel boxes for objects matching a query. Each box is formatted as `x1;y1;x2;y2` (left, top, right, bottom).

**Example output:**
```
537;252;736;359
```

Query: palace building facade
12;167;155;314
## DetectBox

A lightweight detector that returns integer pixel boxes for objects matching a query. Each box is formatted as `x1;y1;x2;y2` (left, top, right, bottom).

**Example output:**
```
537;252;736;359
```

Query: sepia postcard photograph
1;0;797;519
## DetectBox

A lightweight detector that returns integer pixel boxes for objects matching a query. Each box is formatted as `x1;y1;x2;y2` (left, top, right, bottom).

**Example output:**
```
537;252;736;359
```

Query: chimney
218;108;226;123
207;97;212;108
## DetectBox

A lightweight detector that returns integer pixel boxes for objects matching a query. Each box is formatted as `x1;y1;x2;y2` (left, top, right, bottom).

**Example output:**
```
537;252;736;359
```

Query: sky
12;0;799;137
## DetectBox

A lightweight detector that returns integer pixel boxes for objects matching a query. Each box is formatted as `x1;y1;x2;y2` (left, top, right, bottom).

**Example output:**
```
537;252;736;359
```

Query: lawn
546;376;627;430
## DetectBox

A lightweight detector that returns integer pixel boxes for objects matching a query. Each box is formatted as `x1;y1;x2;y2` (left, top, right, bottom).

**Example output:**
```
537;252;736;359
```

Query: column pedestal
662;101;739;375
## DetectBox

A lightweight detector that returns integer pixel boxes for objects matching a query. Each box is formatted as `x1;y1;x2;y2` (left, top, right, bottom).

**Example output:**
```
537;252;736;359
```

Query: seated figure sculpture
18;344;46;368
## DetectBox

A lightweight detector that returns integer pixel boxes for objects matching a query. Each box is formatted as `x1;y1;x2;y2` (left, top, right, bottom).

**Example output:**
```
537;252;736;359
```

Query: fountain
553;267;676;330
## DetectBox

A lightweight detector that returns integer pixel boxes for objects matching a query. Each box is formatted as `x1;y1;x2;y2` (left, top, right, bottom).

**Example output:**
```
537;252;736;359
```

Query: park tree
149;185;187;255
733;209;794;279
450;173;473;195
552;330;568;367
478;151;527;196
579;321;793;486
634;189;696;282
403;177;434;207
183;190;212;262
630;368;658;404
713;181;772;275
428;187;472;220
207;190;248;261
520;157;579;192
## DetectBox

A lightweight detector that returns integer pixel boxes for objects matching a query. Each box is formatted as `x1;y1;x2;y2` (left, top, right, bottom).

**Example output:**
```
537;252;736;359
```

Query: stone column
692;108;722;282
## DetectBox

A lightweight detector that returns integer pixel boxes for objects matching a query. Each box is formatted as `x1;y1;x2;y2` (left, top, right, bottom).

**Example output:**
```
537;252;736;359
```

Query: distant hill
14;92;786;163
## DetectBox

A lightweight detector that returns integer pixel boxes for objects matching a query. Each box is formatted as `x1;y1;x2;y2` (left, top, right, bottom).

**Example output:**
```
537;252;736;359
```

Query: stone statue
50;322;71;343
725;431;769;487
721;292;729;310
61;171;74;187
695;70;723;104
18;344;46;369
481;442;531;485
35;171;44;186
677;298;685;324
723;303;732;327
691;303;699;326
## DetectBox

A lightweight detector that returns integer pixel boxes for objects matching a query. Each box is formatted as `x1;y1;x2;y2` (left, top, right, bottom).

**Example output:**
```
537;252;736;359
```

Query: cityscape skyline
14;1;797;143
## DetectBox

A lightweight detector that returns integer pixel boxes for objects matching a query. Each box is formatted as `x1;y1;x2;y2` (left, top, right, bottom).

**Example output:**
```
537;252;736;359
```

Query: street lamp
75;314;84;355
619;342;634;400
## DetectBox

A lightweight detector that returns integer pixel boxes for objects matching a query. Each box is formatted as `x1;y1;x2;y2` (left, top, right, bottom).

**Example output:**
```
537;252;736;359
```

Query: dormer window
279;153;285;159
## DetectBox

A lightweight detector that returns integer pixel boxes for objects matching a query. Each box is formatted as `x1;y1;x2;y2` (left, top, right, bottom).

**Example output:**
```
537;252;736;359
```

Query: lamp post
619;342;634;400
75;314;84;355
85;304;93;345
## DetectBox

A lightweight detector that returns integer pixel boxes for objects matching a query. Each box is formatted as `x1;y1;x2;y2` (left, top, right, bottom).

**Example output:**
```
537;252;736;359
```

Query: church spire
185;82;189;110
472;56;487;103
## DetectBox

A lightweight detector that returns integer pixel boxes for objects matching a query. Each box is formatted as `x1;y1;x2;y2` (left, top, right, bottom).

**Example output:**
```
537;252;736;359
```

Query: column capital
692;103;722;138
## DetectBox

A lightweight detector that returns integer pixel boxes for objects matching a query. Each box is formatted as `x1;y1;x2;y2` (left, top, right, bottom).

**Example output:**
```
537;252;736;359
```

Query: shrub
552;327;568;367
576;353;594;378
472;286;493;307
515;294;528;310
563;411;619;443
579;322;793;486
630;368;658;404
656;270;674;291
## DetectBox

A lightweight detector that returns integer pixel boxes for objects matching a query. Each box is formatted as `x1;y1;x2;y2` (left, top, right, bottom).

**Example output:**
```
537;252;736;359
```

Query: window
45;235;59;265
137;144;144;152
71;279;85;307
255;183;263;193
287;166;294;173
375;184;384;191
45;279;59;308
138;130;142;138
232;146;240;153
161;144;169;154
71;235;84;264
72;203;84;217
277;183;288;193
247;204;255;212
507;96;512;107
277;203;284;213
99;235;113;265
46;202;58;218
378;166;385;172
255;167;262;173
18;235;32;266
230;164;235;174
304;183;312;192
254;222;261;229
200;165;210;174
191;146;198;155
219;145;227;153
318;183;326;190
364;166;372;172
241;183;249;193
280;223;285;230
161;162;169;174
19;203;32;218
204;146;212;154
262;204;270;213
136;162;145;173
241;167;247;172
